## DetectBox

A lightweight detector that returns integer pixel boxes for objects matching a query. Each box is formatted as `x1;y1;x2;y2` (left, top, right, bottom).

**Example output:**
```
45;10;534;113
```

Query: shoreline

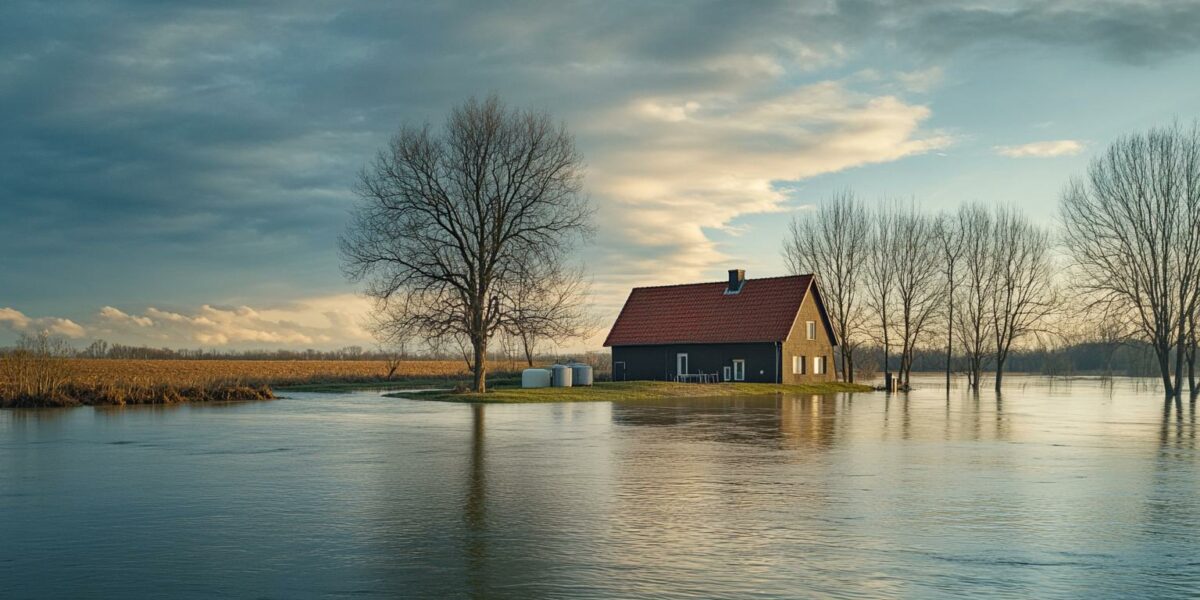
386;380;874;403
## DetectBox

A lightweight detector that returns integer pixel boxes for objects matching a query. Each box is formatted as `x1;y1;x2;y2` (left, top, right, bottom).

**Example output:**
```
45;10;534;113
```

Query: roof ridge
630;273;811;291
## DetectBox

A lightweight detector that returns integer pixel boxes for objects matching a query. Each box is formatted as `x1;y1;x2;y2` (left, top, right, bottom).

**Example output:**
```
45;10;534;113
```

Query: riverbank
0;358;491;408
386;380;873;403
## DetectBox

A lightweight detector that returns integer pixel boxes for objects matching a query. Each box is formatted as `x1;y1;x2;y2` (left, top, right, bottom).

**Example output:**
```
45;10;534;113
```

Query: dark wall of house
611;343;781;383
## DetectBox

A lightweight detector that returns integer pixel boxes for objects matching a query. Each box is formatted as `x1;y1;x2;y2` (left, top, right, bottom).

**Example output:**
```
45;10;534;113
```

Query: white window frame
676;353;689;378
813;356;824;375
806;321;816;340
792;355;808;375
723;366;732;381
732;359;745;381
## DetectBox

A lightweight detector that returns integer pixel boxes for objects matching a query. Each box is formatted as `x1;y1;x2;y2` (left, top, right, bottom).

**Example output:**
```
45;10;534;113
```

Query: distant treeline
852;341;1165;380
0;338;612;371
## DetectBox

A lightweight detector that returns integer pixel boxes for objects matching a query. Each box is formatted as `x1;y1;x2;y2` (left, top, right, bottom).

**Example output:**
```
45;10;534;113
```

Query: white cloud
87;294;375;348
994;139;1084;157
584;79;951;311
896;66;944;93
0;307;87;338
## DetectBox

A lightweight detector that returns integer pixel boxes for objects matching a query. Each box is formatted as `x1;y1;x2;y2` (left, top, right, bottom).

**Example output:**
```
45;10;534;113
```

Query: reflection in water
465;403;487;598
1;375;1198;599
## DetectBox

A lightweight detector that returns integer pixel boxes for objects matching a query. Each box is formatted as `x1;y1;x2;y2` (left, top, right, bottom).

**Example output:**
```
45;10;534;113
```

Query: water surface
2;376;1197;599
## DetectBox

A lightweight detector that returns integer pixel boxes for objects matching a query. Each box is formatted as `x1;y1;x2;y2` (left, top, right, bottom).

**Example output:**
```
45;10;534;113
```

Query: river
1;375;1197;599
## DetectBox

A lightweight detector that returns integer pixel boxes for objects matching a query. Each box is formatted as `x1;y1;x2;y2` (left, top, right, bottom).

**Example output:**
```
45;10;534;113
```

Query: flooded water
1;376;1198;599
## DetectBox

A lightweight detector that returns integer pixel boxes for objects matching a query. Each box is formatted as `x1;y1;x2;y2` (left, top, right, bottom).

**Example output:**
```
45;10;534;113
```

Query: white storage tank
551;364;573;388
569;363;593;386
521;368;552;388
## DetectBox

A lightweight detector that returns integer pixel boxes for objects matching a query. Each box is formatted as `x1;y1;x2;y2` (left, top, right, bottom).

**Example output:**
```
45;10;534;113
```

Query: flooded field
1;375;1196;599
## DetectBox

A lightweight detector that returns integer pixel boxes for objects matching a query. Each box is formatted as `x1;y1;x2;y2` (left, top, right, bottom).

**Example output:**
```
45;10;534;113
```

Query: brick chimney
726;269;745;294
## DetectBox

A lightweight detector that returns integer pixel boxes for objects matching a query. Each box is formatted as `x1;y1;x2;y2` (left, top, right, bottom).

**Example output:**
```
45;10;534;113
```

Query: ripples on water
1;375;1197;599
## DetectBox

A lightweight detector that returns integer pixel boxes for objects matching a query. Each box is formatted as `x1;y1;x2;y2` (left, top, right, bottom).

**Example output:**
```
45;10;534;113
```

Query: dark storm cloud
1;0;1198;331
897;0;1200;64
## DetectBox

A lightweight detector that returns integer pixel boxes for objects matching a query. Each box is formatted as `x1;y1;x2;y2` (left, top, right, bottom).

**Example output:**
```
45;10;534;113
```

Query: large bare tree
503;261;596;366
891;203;944;388
934;210;966;392
864;205;899;385
1060;122;1200;398
989;207;1057;391
782;190;869;382
955;204;996;391
341;96;592;392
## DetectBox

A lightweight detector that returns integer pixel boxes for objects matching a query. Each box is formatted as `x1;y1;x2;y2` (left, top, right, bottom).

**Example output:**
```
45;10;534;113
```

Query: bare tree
892;202;944;387
341;96;592;392
782;190;869;382
989;207;1058;391
934;211;966;392
864;204;899;385
1060;122;1200;398
955;204;996;391
503;261;596;367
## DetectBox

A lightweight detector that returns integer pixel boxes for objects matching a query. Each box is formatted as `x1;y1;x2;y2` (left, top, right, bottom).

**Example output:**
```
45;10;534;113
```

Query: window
813;356;825;375
806;321;816;340
723;366;732;381
732;359;745;381
792;355;807;375
676;353;689;378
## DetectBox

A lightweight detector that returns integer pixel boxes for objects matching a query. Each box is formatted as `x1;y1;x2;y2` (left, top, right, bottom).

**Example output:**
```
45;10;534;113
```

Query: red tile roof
603;274;813;346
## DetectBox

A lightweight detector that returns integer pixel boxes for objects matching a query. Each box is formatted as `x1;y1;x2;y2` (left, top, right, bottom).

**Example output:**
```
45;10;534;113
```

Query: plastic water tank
569;363;593;386
521;368;552;388
551;364;573;388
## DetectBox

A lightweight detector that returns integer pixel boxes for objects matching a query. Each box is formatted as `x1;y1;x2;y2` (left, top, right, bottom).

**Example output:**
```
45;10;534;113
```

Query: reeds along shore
0;358;473;408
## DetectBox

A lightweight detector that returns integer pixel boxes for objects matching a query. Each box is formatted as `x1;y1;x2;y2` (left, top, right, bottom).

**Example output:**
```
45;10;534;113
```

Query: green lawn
276;376;520;393
385;380;873;403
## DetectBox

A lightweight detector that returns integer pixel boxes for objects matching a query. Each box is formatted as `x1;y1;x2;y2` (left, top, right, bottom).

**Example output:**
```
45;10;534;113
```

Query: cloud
896;67;943;94
2;0;1199;345
0;307;87;338
994;140;1085;157
897;0;1200;65
89;295;375;348
584;80;951;309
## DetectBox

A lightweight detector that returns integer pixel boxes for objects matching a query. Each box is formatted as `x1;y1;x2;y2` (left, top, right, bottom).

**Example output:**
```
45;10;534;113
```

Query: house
604;270;838;383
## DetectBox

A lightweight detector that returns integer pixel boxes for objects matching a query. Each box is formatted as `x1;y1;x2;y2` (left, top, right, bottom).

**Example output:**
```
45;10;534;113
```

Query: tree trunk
945;306;953;393
1188;344;1196;399
1156;345;1174;398
994;360;1004;392
521;332;535;367
1173;338;1186;398
473;338;488;393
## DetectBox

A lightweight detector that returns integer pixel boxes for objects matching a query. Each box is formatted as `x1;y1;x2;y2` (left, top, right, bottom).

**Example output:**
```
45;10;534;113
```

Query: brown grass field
0;358;477;408
64;358;471;386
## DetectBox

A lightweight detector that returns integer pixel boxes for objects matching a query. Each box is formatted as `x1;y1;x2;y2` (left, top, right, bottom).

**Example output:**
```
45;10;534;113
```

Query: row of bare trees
1060;122;1200;399
784;194;1056;392
786;122;1200;399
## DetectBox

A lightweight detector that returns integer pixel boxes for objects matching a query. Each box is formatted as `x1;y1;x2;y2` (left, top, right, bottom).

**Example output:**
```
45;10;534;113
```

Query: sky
2;0;1200;351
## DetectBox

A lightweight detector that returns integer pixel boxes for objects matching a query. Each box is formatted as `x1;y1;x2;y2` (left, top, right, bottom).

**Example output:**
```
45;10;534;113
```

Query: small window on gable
806;321;816;340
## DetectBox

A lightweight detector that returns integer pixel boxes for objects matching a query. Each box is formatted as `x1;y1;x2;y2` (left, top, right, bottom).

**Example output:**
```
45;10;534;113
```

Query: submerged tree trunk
945;304;954;393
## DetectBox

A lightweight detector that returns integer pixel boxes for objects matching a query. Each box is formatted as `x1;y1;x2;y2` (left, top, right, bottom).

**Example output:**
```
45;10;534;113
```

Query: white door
732;359;745;381
676;353;688;379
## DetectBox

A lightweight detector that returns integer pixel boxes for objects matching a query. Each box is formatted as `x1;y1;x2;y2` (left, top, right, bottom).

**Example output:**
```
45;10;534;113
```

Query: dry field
63;358;472;387
0;358;476;408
